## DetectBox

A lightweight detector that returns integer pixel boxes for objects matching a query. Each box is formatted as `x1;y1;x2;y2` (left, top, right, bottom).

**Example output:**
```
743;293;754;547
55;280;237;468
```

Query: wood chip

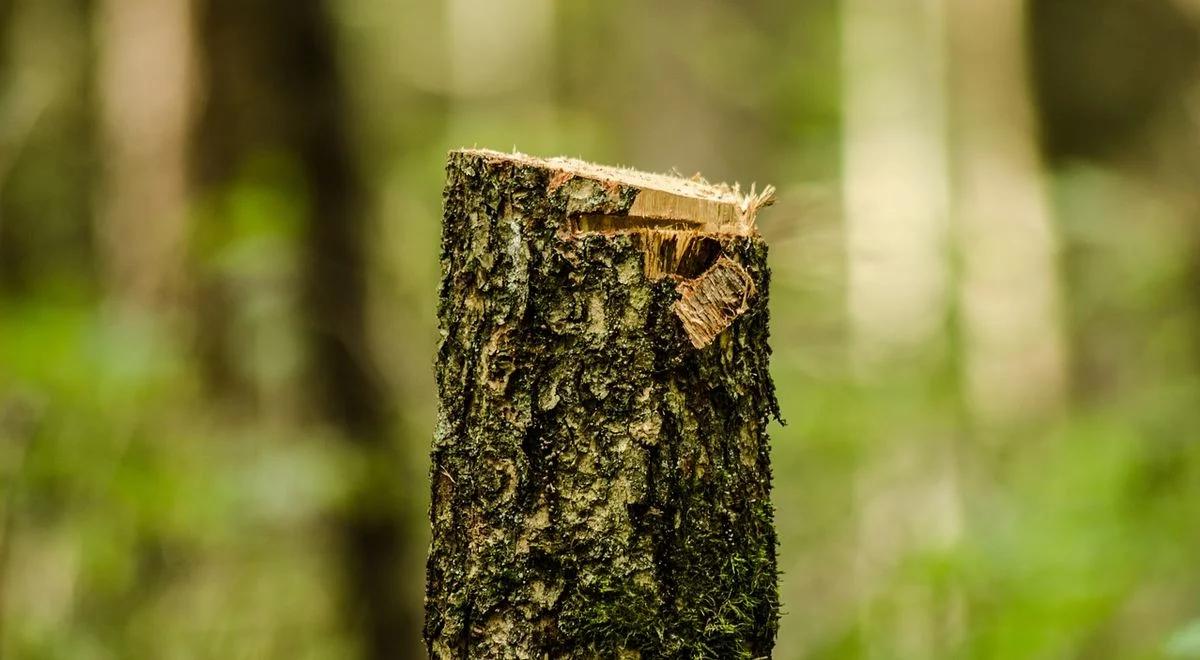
674;256;756;348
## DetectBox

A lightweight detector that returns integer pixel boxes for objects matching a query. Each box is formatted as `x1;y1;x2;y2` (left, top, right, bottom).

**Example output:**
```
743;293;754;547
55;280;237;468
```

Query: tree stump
426;149;780;658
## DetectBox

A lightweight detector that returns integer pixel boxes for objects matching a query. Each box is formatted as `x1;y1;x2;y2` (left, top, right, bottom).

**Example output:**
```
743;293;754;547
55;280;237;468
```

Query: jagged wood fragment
675;256;756;348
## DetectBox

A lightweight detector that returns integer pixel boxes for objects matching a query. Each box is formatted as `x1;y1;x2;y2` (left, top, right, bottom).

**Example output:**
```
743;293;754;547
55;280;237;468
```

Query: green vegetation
2;0;1200;658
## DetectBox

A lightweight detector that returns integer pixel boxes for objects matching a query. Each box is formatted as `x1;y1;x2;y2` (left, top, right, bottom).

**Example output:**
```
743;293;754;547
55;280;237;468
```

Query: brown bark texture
426;149;781;658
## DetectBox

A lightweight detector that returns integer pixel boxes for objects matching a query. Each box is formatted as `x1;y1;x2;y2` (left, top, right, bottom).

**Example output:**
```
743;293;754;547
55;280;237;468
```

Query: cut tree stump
426;149;781;658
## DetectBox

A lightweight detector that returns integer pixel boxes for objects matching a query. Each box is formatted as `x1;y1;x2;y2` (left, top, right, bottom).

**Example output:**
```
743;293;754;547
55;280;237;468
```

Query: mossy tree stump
426;149;780;658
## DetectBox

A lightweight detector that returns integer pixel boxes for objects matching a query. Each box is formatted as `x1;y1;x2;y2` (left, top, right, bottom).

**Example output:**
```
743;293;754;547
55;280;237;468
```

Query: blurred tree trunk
189;0;419;657
841;0;965;655
949;0;1066;425
0;0;98;296
0;0;14;290
842;0;951;364
427;150;780;657
0;0;24;291
94;0;193;309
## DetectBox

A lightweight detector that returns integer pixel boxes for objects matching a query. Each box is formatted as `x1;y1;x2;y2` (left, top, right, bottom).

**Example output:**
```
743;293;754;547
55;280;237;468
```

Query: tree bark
426;150;780;658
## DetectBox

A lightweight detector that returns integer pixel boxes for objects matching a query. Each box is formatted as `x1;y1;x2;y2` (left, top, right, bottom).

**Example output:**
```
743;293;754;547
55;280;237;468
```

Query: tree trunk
95;0;193;309
841;1;966;655
842;0;950;363
0;0;98;296
949;0;1066;425
426;150;781;658
190;0;419;656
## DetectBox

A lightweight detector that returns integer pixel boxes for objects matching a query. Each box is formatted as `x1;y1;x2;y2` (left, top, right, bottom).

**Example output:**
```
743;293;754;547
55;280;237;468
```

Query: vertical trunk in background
0;0;14;288
842;0;951;364
190;0;418;657
948;0;1066;425
842;0;964;655
0;0;14;183
0;0;98;295
95;0;193;309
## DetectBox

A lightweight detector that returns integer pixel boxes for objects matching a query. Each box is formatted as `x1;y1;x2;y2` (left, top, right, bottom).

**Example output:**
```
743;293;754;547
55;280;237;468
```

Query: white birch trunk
842;0;965;654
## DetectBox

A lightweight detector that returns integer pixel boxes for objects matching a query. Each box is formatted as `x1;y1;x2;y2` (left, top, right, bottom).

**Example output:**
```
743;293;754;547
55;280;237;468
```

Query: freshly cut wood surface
461;148;774;235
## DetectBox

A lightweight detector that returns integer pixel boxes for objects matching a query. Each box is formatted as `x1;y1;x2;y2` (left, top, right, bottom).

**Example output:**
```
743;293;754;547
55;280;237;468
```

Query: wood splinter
548;152;774;347
675;256;757;348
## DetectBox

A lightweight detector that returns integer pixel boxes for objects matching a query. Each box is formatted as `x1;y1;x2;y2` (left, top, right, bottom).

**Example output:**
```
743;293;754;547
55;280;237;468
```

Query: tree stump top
454;148;774;236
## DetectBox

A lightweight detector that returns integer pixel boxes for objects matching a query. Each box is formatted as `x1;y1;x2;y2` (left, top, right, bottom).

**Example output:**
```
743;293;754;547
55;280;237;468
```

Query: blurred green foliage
3;0;1200;658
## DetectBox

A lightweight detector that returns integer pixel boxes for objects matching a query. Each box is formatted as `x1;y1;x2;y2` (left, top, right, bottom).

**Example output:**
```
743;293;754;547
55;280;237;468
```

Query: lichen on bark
426;150;781;659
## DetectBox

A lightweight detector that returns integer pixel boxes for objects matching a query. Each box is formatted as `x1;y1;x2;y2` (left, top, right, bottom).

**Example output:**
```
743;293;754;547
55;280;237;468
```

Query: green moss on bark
426;150;780;659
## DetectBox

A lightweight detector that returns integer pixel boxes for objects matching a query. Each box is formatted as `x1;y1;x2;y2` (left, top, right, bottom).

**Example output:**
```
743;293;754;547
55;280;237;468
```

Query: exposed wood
675;256;756;349
476;148;773;233
427;149;780;657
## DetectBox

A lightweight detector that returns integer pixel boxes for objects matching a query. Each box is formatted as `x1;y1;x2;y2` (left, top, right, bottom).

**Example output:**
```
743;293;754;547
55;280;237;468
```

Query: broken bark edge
675;256;757;348
453;148;773;348
456;148;776;233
